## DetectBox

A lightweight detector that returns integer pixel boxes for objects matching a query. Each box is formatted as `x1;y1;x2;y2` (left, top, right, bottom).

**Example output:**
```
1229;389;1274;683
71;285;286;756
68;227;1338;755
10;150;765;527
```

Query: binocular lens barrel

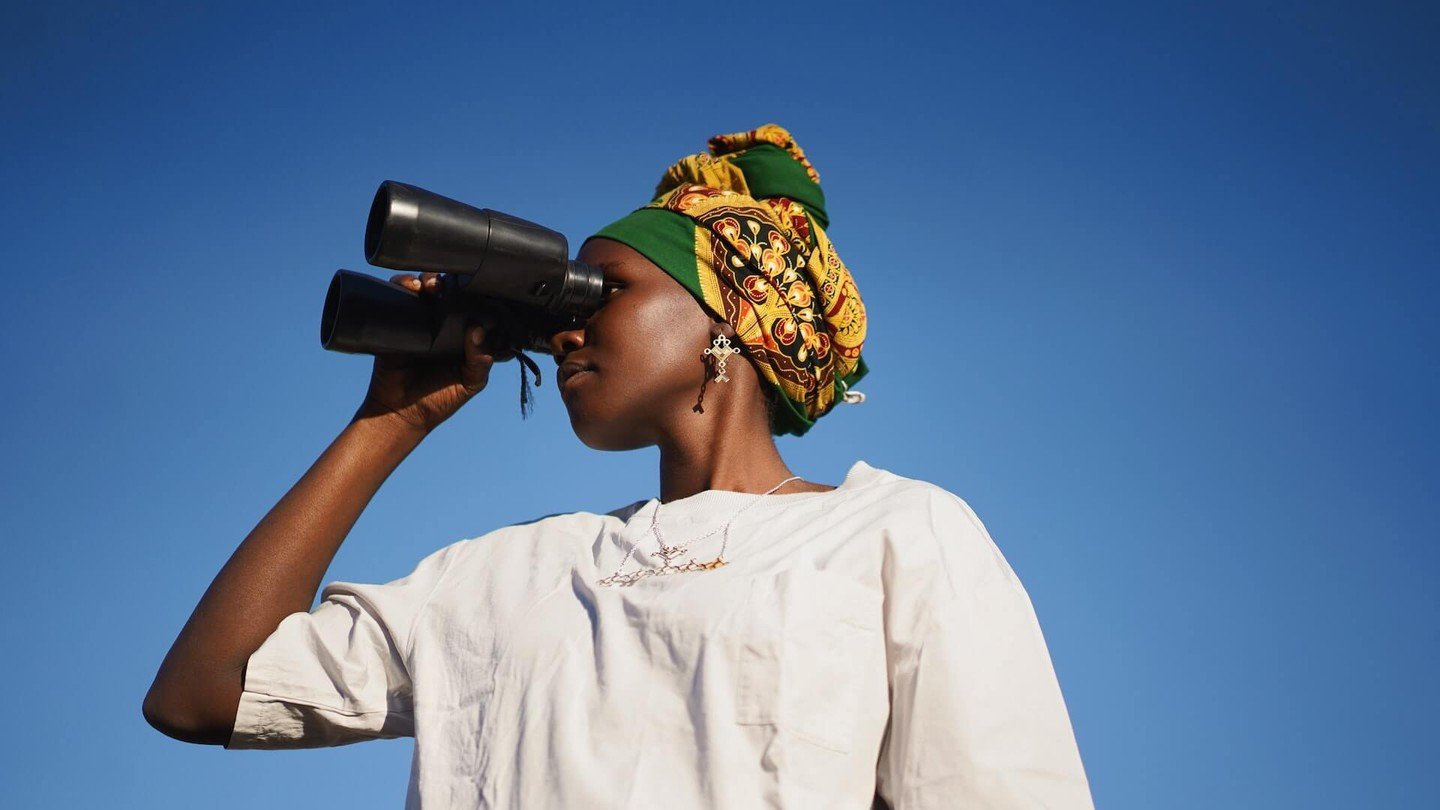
365;181;496;275
364;181;604;315
322;181;607;359
321;270;458;357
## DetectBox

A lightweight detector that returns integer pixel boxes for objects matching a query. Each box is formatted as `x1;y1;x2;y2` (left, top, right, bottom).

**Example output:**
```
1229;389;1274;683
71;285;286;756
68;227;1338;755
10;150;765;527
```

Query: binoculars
320;181;608;360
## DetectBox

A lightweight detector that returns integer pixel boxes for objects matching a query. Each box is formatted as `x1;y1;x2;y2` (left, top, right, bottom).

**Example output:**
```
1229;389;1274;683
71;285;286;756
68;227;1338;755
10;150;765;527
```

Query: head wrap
589;124;867;436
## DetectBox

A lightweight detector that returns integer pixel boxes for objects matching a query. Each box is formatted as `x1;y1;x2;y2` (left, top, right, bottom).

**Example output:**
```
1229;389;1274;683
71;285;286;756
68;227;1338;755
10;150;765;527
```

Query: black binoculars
320;181;608;360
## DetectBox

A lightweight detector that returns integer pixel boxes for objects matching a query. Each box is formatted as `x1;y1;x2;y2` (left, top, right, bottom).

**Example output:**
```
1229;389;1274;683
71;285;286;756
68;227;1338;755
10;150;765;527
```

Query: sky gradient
2;1;1437;807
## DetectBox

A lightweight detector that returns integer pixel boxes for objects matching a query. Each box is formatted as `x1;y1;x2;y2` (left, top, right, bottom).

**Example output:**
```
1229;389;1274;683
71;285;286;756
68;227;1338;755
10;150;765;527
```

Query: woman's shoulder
842;460;1017;588
464;505;633;548
375;506;628;595
841;460;984;522
407;506;627;568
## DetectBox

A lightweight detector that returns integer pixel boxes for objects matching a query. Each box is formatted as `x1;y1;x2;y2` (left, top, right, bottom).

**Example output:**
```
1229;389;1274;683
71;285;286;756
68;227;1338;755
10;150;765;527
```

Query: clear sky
2;1;1436;807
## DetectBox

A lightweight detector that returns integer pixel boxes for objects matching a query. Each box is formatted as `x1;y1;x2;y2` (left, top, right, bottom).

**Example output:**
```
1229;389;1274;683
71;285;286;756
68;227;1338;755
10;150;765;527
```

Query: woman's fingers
387;273;443;295
460;325;493;394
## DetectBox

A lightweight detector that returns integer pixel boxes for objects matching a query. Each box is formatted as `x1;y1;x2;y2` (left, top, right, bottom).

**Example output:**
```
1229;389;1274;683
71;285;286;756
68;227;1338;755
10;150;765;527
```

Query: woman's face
551;238;722;450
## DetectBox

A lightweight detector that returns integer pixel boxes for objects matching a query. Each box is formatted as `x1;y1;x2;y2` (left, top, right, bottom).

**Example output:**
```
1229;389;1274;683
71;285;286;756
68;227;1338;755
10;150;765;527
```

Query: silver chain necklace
597;475;802;588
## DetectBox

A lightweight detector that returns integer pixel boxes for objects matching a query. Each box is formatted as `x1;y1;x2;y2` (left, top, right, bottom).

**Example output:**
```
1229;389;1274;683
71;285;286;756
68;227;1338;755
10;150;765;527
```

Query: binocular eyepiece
321;181;607;359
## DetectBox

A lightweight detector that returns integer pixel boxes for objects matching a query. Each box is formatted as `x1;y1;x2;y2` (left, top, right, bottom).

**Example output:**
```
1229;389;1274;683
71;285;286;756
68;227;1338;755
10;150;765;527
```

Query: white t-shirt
227;460;1093;809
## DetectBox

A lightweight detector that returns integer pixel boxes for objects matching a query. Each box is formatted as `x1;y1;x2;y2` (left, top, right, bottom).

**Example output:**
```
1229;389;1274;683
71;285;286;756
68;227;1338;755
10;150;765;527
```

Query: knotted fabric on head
589;124;867;437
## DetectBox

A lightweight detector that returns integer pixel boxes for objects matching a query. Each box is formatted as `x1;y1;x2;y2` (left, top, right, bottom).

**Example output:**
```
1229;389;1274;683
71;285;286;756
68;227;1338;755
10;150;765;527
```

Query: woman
144;125;1093;808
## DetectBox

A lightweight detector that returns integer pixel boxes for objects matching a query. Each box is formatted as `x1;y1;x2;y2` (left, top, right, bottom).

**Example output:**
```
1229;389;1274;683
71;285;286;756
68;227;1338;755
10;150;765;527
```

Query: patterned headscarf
588;124;867;436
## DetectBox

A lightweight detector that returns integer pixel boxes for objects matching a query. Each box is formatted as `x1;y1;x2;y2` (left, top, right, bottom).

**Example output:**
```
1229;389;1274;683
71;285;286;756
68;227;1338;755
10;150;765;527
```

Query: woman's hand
146;287;471;742
353;272;494;436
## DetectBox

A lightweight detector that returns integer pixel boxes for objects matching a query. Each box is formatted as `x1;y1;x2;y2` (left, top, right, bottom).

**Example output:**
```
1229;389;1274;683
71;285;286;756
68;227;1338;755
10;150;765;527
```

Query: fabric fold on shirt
227;460;1093;810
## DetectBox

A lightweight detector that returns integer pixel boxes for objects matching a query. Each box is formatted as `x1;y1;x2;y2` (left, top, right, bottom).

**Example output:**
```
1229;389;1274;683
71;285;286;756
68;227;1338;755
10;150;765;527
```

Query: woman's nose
549;327;585;360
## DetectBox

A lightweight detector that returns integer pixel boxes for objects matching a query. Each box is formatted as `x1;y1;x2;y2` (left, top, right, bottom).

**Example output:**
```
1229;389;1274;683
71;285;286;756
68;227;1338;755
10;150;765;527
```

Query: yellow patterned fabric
656;123;822;197
591;124;867;436
649;181;866;422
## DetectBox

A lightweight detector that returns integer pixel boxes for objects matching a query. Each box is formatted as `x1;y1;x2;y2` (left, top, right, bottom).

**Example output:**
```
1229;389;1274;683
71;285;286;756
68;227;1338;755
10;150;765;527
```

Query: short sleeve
874;490;1094;809
225;543;458;750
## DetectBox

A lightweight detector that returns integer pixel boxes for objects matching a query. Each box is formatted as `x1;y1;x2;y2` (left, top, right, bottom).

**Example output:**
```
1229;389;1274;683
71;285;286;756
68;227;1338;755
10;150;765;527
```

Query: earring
703;334;738;383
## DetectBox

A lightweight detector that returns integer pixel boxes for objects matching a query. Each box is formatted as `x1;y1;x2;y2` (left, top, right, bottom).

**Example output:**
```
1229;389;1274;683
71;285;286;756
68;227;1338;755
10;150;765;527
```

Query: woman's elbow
142;688;234;746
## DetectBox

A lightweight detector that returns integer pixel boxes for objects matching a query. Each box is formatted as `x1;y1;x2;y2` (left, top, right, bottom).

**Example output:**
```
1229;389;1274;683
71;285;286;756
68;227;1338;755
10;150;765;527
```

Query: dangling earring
703;334;738;383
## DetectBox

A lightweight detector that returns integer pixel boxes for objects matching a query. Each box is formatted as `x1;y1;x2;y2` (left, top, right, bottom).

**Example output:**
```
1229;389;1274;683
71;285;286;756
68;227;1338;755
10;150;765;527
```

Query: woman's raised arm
143;272;494;745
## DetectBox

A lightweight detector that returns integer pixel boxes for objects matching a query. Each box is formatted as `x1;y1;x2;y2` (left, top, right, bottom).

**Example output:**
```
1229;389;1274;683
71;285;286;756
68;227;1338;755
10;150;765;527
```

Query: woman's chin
570;423;647;452
565;405;652;452
560;376;675;451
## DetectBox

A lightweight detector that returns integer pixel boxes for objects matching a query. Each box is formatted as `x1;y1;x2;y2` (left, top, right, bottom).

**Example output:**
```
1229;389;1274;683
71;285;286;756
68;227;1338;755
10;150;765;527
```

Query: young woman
144;125;1093;809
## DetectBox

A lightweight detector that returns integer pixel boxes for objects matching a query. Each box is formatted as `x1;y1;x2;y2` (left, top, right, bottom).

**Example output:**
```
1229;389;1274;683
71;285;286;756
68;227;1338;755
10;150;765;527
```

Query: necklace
597;475;802;588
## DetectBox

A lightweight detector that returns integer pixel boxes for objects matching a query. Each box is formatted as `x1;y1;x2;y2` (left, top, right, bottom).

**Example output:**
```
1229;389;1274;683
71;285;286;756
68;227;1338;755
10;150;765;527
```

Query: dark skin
558;238;833;500
142;237;831;744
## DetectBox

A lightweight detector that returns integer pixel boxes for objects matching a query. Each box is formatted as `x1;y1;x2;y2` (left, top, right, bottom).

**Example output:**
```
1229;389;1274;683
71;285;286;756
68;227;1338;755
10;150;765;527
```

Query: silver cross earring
703;334;738;383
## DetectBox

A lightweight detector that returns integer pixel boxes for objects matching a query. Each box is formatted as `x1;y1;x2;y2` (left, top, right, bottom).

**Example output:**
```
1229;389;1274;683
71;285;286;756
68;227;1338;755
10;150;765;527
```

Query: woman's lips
559;368;594;392
557;360;588;386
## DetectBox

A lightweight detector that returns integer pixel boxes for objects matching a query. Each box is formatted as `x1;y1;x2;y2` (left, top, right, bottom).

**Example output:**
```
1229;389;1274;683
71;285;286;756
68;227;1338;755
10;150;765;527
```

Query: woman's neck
655;388;802;503
657;437;797;504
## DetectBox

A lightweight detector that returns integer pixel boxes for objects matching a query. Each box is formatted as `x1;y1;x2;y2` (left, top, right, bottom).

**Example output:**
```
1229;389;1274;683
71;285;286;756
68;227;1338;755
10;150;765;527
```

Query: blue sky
2;1;1436;807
